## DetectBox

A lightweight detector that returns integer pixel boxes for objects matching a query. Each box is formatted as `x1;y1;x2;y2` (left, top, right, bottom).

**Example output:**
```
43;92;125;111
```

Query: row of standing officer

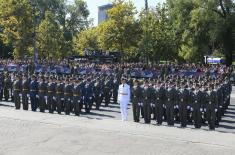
12;74;120;115
131;78;232;130
0;73;13;101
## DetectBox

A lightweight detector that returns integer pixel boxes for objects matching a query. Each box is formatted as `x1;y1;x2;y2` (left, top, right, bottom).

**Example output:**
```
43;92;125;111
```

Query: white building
98;4;113;25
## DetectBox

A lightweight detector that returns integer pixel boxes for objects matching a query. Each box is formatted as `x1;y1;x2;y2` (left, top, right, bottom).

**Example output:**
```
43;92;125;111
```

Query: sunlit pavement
0;88;235;155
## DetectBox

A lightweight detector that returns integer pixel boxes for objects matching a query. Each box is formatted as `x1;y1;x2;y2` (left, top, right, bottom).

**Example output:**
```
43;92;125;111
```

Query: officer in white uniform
118;77;130;121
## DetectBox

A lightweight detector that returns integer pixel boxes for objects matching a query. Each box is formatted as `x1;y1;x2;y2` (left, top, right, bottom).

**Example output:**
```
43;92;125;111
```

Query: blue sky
69;0;166;25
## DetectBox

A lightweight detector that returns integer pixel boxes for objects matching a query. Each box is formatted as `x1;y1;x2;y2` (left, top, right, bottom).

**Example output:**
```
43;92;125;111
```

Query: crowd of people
0;59;234;130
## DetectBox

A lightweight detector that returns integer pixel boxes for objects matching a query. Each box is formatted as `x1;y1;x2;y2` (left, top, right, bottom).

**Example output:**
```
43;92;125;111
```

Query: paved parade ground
0;88;235;155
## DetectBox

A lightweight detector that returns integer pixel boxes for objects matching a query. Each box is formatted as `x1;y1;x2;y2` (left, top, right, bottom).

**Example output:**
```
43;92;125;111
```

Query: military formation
10;73;120;115
0;62;234;130
131;75;232;130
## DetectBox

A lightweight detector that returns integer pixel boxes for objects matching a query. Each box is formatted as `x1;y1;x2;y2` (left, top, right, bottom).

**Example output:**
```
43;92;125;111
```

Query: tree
98;0;141;60
37;11;63;59
204;0;235;65
167;0;235;64
138;3;177;63
0;0;90;59
66;0;90;38
0;0;34;58
73;27;99;55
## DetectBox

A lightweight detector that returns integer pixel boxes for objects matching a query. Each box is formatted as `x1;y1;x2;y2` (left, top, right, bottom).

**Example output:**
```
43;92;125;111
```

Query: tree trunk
224;27;234;66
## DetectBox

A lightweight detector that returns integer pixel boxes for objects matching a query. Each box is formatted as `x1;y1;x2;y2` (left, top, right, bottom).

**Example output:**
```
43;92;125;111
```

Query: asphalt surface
0;88;235;155
1;88;235;133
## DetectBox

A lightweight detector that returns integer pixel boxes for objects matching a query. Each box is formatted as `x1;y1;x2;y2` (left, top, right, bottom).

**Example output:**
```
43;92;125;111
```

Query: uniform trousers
120;100;128;121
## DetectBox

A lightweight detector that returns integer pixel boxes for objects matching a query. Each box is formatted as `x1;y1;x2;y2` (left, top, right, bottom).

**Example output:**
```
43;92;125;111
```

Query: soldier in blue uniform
205;84;217;130
73;78;82;116
178;83;190;127
154;81;165;125
143;81;152;124
55;77;64;114
47;76;56;113
165;82;176;126
82;79;93;113
29;75;38;111
38;76;47;112
191;84;203;128
64;78;73;115
93;79;102;110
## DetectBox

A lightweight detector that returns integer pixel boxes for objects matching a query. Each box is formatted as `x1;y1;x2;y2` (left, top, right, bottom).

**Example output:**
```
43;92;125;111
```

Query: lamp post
29;0;38;64
144;0;149;64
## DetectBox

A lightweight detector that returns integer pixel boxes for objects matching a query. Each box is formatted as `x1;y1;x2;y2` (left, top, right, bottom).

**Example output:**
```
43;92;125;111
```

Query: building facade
98;4;113;25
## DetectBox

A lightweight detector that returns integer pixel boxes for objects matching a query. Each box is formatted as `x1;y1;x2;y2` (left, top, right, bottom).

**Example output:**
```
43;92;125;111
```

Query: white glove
215;109;218;112
53;97;56;100
27;94;30;98
200;108;203;112
44;96;47;100
204;108;207;112
187;106;190;110
176;105;179;108
36;95;39;98
99;94;102;97
19;94;22;97
190;107;193;111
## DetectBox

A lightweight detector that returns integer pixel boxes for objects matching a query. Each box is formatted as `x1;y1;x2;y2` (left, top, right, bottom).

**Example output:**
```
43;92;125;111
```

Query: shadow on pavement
0;103;14;107
82;111;116;119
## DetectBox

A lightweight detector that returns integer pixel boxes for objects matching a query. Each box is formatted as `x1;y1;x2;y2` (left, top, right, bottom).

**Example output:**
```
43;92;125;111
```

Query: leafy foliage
0;0;234;64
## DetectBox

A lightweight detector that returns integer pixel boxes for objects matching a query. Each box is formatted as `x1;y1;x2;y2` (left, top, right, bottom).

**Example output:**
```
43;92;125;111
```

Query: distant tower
98;4;113;25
